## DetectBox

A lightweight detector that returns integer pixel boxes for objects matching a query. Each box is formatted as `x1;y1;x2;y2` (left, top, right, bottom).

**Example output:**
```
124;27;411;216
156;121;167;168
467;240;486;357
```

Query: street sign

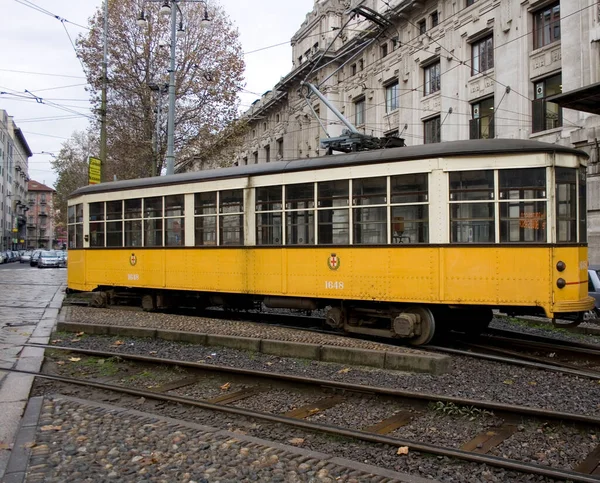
11;228;17;233
89;156;102;185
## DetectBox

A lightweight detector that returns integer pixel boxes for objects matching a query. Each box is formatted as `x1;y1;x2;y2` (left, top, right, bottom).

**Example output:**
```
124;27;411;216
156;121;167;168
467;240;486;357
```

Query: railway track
21;342;600;482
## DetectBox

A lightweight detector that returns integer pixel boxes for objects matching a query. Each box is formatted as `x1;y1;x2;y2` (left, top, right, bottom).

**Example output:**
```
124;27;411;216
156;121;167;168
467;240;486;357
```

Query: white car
38;250;60;268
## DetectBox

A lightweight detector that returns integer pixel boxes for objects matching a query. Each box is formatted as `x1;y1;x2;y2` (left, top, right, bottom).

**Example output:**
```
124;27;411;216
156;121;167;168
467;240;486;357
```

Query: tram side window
499;168;547;242
286;183;315;245
220;189;244;245
144;197;163;247
194;192;217;246
353;177;386;244
89;202;105;247
449;170;494;243
124;198;142;247
106;200;123;247
580;167;587;243
67;204;84;249
165;195;184;246
556;168;577;243
256;186;282;245
391;173;429;243
318;180;349;244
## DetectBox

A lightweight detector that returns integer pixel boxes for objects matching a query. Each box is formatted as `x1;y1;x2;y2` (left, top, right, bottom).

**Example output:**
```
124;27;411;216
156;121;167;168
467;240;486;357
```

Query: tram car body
67;139;594;345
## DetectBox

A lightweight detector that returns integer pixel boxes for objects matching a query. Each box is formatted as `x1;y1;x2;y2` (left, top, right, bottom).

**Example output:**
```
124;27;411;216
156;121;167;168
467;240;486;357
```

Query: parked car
0;252;7;264
38;250;61;268
20;251;32;264
587;266;600;321
57;251;68;268
30;250;42;267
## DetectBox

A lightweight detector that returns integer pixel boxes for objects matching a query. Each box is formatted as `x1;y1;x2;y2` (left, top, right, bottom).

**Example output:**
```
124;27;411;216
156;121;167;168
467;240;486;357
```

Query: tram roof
70;138;587;198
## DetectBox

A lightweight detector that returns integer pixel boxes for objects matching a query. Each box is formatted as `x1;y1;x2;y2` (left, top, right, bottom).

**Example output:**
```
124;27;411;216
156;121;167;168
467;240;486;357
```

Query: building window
276;114;280;123
472;35;493;75
242;157;248;165
533;2;560;50
385;81;399;113
449;170;495;243
467;0;478;6
380;43;388;58
355;97;365;126
253;151;258;164
265;145;270;163
424;116;441;144
532;73;562;133
391;36;399;50
358;59;364;71
431;11;439;27
351;63;357;76
470;97;495;139
418;19;426;35
424;61;440;96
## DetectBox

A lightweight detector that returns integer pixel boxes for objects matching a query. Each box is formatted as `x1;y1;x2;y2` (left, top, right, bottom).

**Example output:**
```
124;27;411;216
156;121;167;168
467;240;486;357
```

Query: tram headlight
556;278;566;289
556;261;566;272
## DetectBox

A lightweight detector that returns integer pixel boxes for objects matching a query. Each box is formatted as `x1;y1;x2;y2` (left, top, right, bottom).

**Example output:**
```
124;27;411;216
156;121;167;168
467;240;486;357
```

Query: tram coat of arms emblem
327;253;340;271
130;253;137;266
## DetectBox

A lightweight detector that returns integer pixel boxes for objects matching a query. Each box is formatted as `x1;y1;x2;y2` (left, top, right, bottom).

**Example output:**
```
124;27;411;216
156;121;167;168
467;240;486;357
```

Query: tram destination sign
89;156;102;185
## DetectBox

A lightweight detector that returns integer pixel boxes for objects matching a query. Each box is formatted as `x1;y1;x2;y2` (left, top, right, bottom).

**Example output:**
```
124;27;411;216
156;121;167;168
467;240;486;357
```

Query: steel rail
3;366;599;483
485;327;600;350
30;343;600;426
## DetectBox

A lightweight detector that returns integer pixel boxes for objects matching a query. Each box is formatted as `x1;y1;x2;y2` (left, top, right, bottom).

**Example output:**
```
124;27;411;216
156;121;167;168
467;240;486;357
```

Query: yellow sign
19;239;24;243
89;156;102;185
11;228;18;233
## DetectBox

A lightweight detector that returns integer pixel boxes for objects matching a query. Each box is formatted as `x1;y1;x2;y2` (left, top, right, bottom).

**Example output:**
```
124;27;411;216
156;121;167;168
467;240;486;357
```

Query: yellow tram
67;139;594;345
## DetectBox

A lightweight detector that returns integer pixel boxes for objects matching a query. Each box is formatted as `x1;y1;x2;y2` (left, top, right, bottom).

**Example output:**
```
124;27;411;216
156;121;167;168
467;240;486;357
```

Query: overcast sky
0;0;315;187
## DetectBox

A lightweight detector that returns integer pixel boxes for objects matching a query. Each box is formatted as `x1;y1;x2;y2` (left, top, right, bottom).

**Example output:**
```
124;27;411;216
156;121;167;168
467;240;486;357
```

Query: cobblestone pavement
16;395;433;483
0;265;65;479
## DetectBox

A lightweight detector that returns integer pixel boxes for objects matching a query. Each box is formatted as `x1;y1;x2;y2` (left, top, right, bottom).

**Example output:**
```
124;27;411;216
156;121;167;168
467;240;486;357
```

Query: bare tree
77;0;245;179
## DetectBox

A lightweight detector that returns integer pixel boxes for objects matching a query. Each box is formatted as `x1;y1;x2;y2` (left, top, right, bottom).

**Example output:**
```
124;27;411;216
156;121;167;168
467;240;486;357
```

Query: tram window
391;173;428;203
353;206;386;244
195;192;216;215
144;219;163;247
195;216;216;246
76;204;84;223
499;169;547;243
124;199;142;219
106;201;122;220
556;168;577;243
286;183;314;209
286;211;314;245
580;167;587;243
391;205;429;243
125;220;142;247
256;186;282;211
68;225;75;249
165;218;184;246
353;177;386;205
450;203;495;243
75;224;83;249
89;221;105;248
165;195;184;217
318;180;349;207
499;168;546;200
318;209;349;244
144;197;163;218
89;202;104;222
220;189;244;245
106;220;123;247
68;205;75;224
449;170;494;201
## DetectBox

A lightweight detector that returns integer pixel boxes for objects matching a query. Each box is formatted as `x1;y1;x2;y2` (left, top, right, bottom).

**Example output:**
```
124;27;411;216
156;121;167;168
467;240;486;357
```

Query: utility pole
99;0;109;182
165;1;177;176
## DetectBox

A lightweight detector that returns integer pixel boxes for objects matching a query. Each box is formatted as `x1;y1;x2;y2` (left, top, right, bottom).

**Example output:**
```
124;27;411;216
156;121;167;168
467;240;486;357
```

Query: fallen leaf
0;443;11;450
149;351;157;355
70;338;81;343
397;446;409;455
56;361;65;366
40;425;62;431
528;381;537;386
196;360;206;363
337;368;351;374
51;339;62;344
23;442;36;449
113;340;124;346
68;357;81;362
288;438;304;445
503;380;514;385
265;362;273;366
220;382;231;391
76;332;85;336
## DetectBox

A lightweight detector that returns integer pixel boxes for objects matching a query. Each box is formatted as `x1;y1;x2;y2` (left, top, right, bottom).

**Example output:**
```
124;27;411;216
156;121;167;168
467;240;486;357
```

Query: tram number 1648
325;281;344;290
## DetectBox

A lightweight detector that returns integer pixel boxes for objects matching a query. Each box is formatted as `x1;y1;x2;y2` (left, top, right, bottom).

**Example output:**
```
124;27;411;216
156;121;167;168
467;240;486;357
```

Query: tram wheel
407;306;436;346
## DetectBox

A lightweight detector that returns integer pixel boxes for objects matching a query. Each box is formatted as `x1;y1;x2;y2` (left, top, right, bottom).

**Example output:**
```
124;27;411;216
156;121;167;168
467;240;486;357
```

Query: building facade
0;110;32;251
27;181;55;250
234;0;600;260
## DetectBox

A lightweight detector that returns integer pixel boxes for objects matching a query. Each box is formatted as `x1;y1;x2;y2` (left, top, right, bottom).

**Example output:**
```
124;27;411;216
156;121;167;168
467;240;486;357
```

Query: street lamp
137;0;210;175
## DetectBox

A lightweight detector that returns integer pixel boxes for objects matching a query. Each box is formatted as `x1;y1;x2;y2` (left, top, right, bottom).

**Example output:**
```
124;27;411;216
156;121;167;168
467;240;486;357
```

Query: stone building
234;0;600;260
0;110;31;251
27;181;55;250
